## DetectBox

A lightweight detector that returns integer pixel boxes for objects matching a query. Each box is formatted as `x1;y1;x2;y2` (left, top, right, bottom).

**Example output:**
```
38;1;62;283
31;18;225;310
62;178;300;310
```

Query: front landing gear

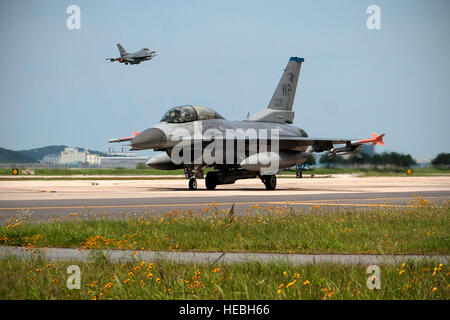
262;175;277;190
188;178;197;190
185;165;204;191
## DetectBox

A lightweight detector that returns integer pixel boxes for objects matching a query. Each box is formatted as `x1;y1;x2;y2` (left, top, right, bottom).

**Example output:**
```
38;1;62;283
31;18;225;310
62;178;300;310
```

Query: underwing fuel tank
146;153;183;170
240;151;307;174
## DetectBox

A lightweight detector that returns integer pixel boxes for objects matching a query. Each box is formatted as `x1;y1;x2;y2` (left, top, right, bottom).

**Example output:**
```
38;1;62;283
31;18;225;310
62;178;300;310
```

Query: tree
319;153;343;168
303;153;316;168
372;152;416;169
431;153;450;169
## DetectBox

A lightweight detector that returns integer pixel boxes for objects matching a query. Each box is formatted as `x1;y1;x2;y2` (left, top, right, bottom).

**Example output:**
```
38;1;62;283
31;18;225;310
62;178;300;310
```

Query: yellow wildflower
286;280;297;288
432;267;438;276
104;282;114;289
302;280;310;286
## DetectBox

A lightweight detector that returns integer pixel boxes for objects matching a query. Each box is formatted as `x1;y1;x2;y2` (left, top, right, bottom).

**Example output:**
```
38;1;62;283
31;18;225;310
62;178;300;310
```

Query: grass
1;198;449;255
0;256;447;299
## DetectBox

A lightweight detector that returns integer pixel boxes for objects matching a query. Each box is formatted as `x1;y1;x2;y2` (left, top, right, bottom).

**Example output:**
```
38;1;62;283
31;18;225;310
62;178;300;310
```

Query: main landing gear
185;167;277;191
194;170;278;191
261;175;277;190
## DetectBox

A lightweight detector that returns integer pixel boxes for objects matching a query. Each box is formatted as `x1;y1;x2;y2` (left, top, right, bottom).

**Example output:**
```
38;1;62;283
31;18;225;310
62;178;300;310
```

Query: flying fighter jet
109;57;385;190
106;43;157;65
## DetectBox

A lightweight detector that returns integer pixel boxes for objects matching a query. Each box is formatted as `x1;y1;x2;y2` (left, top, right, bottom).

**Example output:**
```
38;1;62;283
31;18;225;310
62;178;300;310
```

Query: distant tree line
319;151;416;169
431;153;450;169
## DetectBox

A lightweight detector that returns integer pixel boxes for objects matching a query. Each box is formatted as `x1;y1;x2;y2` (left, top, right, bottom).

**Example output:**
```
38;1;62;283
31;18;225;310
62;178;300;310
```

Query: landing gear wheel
188;178;197;190
205;172;217;190
263;175;277;190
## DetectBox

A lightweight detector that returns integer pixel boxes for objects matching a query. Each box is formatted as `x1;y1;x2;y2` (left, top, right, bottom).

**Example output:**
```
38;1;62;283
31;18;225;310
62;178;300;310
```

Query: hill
18;145;110;161
0;145;111;163
18;145;67;161
0;147;39;163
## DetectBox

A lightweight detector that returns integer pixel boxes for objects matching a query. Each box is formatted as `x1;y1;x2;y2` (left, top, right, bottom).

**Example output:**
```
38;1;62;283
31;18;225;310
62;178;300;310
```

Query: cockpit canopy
160;105;225;123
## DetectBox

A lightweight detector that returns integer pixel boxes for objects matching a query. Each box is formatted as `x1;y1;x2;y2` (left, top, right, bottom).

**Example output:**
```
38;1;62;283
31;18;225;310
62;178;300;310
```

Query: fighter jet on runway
109;57;385;190
106;43;157;65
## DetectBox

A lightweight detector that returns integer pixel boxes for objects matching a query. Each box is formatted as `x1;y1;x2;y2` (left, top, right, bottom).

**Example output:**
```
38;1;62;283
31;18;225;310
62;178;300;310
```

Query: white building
86;153;102;166
57;147;147;168
59;147;87;164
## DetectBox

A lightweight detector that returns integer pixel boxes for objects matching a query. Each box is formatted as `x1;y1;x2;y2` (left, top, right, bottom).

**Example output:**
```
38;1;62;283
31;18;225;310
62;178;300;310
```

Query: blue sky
0;0;449;159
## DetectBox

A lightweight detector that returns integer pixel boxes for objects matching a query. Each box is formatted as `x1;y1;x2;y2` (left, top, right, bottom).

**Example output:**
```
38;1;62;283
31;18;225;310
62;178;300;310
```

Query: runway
0;176;449;223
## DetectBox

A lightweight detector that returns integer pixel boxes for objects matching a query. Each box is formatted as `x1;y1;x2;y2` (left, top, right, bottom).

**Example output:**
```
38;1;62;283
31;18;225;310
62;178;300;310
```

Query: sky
0;0;449;159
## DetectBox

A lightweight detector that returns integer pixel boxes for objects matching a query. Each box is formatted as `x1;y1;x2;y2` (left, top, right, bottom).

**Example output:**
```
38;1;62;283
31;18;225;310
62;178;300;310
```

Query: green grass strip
0;257;447;299
1;201;449;255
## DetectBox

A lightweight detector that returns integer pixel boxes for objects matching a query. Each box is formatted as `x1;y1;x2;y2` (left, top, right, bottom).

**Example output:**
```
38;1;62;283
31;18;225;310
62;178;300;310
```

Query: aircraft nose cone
131;128;166;150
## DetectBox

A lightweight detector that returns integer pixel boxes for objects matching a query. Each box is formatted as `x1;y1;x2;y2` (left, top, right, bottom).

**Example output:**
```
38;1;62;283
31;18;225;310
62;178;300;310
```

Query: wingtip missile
356;133;386;146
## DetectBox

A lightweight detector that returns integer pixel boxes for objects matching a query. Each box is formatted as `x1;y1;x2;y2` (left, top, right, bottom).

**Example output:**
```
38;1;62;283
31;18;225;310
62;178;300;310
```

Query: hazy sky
0;0;449;159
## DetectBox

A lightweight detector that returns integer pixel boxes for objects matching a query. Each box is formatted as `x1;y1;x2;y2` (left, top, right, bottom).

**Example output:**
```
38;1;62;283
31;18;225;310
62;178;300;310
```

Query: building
59;147;87;164
99;156;148;169
56;147;147;168
86;153;101;166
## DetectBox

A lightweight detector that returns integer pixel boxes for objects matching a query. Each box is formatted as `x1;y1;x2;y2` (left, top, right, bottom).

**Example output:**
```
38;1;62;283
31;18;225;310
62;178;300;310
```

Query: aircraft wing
131;53;148;59
178;133;385;155
275;133;385;154
278;133;385;146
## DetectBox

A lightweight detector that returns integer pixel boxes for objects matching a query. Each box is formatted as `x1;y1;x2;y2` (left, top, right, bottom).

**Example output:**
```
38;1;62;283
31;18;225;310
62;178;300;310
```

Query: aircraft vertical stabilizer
247;57;304;124
116;43;128;57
